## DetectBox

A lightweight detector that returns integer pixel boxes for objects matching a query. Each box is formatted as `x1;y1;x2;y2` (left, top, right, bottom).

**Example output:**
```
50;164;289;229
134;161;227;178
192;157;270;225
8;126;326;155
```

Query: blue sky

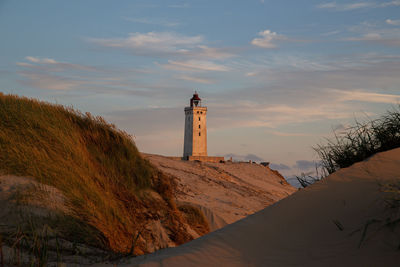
1;0;400;176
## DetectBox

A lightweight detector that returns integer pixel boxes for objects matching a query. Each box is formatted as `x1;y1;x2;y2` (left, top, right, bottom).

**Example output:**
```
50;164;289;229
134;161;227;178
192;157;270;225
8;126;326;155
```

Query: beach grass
0;93;192;255
315;106;400;174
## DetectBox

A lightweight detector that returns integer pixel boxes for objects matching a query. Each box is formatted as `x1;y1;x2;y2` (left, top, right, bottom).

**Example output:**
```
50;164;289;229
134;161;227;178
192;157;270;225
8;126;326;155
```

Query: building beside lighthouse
183;92;224;163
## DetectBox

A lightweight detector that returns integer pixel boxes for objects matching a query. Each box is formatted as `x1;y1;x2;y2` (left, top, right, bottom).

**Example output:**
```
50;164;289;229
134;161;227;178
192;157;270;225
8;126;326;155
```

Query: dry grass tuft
315;106;400;174
178;204;210;236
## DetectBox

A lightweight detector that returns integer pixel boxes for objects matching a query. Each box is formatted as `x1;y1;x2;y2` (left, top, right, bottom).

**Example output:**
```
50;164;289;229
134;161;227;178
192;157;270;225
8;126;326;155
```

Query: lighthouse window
198;117;201;121
199;132;201;136
199;125;201;129
201;111;203;114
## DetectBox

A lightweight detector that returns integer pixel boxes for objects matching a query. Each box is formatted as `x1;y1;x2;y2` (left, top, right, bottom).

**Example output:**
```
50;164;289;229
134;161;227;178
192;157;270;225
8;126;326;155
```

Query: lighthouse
183;92;208;158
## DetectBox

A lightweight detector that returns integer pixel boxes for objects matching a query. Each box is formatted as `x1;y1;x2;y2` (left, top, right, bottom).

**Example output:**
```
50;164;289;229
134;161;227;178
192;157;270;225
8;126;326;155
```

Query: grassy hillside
0;93;200;256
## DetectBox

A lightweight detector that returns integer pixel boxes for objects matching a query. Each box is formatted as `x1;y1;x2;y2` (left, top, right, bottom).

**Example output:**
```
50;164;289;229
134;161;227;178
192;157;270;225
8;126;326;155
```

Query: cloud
346;33;400;46
334;89;400;104
188;46;235;60
317;2;374;10
16;62;33;67
345;22;400;46
251;30;286;48
161;60;230;72
25;56;57;64
386;19;400;26
168;3;189;8
15;56;159;93
18;56;99;72
176;75;214;84
381;0;400;7
269;163;291;171
123;17;179;27
266;130;312;137
88;32;235;62
294;160;316;171
321;30;341;36
317;2;337;9
18;71;81;90
15;56;102;90
317;1;400;11
88;32;203;55
207;101;355;130
204;53;400;130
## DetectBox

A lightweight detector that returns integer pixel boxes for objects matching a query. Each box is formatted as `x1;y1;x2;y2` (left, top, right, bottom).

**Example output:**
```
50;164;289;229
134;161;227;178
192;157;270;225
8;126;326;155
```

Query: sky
1;0;400;178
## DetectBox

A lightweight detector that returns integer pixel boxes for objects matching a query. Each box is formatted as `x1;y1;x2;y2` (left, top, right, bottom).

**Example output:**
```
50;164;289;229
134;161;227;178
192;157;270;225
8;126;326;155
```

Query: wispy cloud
88;32;236;62
187;46;235;60
251;30;287;48
266;130;312;137
25;56;57;64
317;1;400;11
88;32;203;55
17;56;99;72
168;3;189;8
294;160;316;171
317;2;374;10
176;75;214;84
386;19;400;26
18;71;81;90
321;30;341;36
161;60;230;72
334;89;400;104
123;17;179;27
15;56;155;93
206;101;356;130
381;0;400;7
345;25;400;46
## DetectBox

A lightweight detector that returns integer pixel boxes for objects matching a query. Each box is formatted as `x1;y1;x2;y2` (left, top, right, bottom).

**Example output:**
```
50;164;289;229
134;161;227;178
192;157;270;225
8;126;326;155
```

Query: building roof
191;92;201;101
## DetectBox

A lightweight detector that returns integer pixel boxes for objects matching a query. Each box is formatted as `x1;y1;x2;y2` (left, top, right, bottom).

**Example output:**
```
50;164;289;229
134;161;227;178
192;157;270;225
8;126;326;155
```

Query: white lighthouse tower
183;92;207;159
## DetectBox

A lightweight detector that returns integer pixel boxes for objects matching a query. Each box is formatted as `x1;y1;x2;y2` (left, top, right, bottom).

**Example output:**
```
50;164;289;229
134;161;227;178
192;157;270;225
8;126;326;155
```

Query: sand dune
115;148;400;266
142;154;296;229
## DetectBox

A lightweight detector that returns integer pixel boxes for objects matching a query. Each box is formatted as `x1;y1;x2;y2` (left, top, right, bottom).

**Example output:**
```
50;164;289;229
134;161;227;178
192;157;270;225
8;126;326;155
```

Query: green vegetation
0;93;194;257
297;106;400;188
315;106;400;174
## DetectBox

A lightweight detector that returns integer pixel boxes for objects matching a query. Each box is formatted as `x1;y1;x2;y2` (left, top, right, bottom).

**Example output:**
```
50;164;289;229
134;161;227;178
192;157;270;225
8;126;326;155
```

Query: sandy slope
116;148;400;266
142;154;296;229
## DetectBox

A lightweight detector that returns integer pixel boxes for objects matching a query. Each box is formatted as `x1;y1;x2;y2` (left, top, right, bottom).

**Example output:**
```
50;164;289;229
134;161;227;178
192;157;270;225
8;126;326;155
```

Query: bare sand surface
112;148;400;266
142;154;296;229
